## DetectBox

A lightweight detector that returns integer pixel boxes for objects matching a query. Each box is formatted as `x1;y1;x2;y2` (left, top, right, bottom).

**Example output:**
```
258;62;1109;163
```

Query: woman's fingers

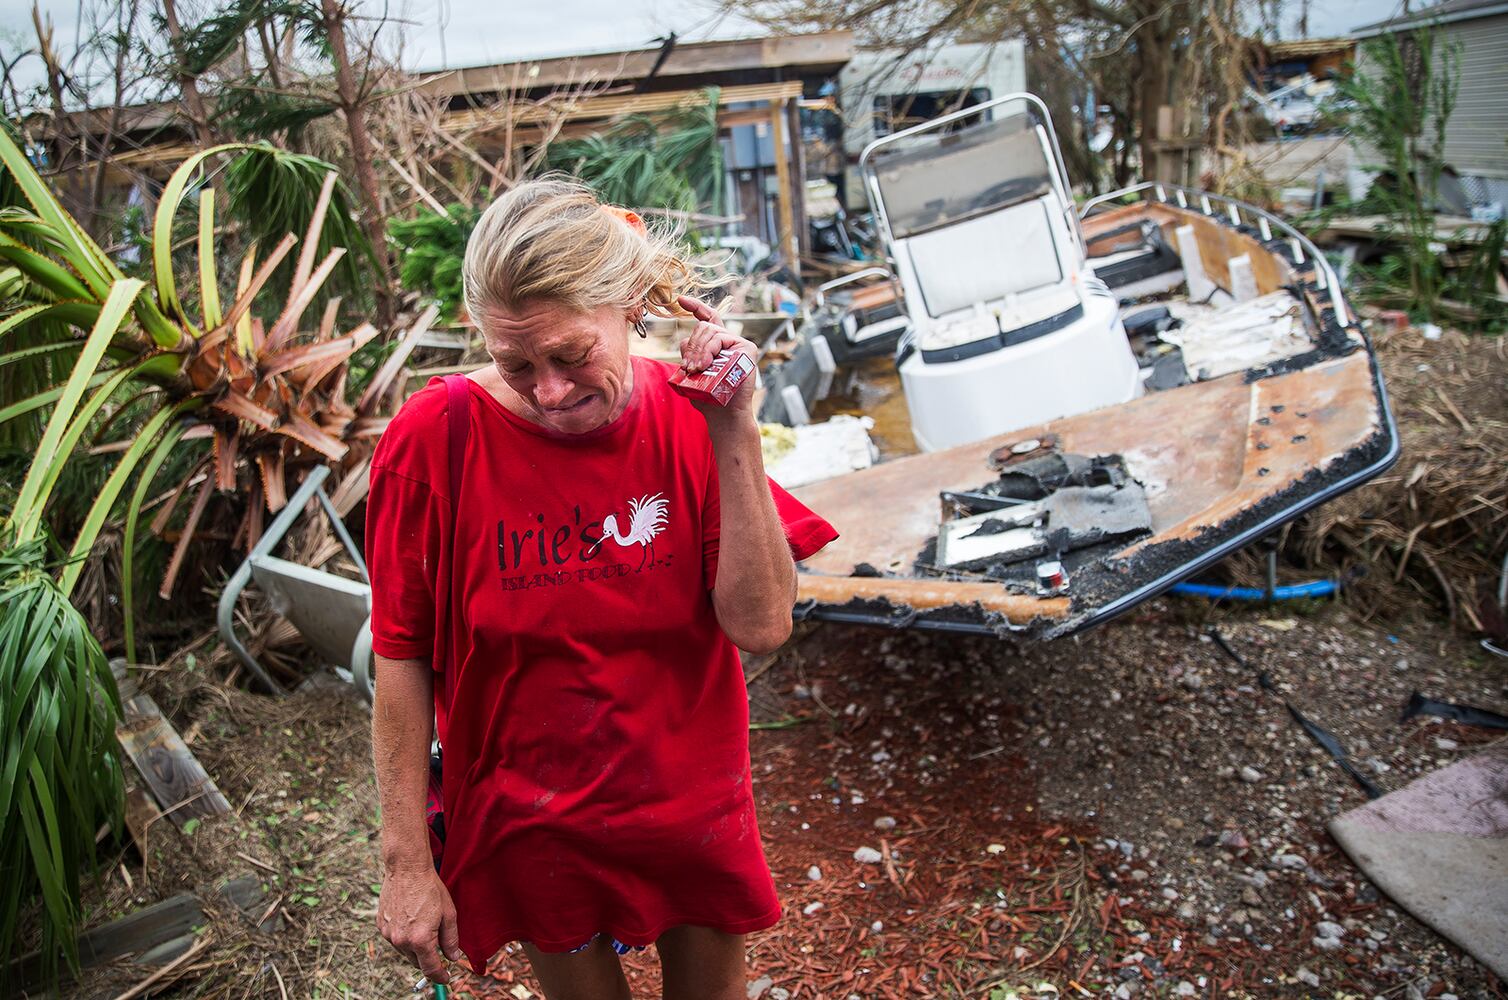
439;895;462;962
378;870;455;982
680;320;737;373
677;294;719;324
414;933;452;984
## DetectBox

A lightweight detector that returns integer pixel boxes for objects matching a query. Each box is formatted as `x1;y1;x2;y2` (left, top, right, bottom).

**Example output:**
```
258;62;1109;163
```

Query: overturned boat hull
788;185;1398;638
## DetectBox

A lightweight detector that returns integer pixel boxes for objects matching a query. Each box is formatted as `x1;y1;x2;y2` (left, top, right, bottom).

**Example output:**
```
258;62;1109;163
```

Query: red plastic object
669;345;756;406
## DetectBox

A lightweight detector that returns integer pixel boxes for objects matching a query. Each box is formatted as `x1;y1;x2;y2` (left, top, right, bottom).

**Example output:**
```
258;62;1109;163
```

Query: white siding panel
1442;14;1508;176
1352;14;1508;178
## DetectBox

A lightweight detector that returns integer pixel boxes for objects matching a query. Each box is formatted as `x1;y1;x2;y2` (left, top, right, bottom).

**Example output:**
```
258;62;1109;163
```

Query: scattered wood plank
7;876;275;991
121;783;159;859
110;661;232;828
108;934;213;1000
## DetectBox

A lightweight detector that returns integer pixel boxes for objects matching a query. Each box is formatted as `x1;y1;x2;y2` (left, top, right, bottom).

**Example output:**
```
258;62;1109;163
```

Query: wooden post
769;99;799;267
1174;224;1216;302
787;96;809;259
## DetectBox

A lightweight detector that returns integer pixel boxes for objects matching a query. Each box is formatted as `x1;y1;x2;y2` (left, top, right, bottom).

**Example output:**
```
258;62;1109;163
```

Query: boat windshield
869;110;1055;240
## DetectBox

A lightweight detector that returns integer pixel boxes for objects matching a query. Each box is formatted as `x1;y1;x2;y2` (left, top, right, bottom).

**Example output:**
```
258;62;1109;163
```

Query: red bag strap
444;373;470;518
439;373;471;711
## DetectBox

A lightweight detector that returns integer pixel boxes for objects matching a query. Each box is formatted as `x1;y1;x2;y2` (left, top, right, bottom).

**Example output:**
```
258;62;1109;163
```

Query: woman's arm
372;654;461;983
677;296;797;654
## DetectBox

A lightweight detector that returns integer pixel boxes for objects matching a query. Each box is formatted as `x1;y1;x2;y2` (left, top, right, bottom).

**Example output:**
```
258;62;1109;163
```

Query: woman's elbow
723;613;793;655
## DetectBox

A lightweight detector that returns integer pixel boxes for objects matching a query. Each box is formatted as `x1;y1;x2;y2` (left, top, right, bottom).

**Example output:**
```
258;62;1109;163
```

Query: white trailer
838;41;1027;206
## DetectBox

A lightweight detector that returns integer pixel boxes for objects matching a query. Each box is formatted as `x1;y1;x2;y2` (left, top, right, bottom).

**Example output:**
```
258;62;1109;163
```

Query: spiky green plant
388;204;480;322
0;132;419;985
223;141;377;308
1338;29;1458;322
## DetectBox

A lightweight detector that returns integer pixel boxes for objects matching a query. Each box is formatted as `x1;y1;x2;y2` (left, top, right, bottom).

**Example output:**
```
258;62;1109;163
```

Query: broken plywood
791;351;1385;631
1163;290;1312;380
112;661;232;828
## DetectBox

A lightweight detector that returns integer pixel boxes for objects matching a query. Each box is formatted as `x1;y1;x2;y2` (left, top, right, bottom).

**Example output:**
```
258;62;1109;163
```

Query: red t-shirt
366;357;837;967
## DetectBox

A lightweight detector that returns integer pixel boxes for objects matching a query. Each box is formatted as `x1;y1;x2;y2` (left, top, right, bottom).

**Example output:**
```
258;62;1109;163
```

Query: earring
633;313;648;338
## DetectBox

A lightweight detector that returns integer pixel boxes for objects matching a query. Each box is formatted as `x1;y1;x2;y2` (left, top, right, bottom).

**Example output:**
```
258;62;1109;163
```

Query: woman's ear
628;303;649;338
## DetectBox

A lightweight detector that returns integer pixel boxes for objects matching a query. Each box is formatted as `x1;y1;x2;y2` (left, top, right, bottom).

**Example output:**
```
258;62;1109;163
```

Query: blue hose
1169;579;1340;601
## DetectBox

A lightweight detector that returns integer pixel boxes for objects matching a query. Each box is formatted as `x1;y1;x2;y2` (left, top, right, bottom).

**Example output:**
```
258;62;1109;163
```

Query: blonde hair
462;177;698;324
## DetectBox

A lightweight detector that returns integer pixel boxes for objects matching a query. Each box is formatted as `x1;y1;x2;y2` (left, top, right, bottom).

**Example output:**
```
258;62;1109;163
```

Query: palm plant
388;203;481;323
0;132;420;983
546;88;725;221
223;142;378;307
1338;30;1458;321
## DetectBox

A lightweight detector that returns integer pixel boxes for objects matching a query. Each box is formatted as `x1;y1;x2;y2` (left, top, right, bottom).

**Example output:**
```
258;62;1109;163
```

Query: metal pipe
216;466;335;694
1078;181;1349;322
815;267;896;309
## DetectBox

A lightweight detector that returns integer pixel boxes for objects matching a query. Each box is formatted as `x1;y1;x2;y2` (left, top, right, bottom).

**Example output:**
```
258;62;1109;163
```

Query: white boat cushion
905;199;1064;318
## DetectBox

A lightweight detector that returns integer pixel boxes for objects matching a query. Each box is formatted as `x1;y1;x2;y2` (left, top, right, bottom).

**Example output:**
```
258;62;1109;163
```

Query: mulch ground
48;596;1506;1000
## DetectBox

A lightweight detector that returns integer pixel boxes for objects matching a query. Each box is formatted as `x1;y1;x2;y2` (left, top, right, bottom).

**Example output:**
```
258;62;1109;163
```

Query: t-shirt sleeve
366;380;450;661
702;467;840;586
366;466;444;659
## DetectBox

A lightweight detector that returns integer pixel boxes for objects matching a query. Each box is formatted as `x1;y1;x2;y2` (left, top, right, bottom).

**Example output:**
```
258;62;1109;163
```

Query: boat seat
905;199;1064;318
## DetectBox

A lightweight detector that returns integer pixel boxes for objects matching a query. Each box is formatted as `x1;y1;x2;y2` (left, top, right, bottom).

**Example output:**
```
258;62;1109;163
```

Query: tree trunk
88;0;143;237
319;0;394;326
160;0;216;148
1134;21;1171;182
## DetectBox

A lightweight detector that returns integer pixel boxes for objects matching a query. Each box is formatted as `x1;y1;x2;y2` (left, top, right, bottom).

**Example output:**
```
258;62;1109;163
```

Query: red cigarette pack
668;345;756;406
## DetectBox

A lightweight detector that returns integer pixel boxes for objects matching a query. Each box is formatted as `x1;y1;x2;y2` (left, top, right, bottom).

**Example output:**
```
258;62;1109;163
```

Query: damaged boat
779;93;1399;638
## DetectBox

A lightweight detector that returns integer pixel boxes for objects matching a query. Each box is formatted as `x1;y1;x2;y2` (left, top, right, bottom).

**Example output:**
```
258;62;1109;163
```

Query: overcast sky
2;0;1408;104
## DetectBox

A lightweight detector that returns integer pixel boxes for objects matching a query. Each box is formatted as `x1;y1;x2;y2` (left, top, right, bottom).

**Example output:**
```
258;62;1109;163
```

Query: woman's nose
534;372;575;408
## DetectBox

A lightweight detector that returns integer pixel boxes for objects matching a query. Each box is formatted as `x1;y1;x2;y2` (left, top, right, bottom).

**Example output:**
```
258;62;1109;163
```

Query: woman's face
479;299;636;435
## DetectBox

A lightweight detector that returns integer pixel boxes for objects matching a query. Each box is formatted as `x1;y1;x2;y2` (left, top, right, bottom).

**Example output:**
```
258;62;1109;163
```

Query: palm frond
387;204;479;321
0;537;123;989
223;143;376;309
544;89;723;217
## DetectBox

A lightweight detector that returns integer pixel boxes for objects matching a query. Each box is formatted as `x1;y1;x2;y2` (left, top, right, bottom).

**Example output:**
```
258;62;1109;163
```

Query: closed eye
556;352;589;367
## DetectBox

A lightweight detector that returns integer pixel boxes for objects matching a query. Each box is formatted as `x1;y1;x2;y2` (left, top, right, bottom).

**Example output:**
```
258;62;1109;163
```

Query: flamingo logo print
591;492;671;570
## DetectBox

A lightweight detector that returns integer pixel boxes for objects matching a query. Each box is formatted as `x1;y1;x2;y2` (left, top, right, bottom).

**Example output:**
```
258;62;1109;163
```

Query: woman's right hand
378;862;462;983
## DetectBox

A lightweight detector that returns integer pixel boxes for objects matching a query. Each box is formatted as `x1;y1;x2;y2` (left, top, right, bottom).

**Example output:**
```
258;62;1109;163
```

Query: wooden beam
442;80;803;136
112;661;232;828
7;876;275;990
414;30;853;100
769;99;799;266
787;96;810;259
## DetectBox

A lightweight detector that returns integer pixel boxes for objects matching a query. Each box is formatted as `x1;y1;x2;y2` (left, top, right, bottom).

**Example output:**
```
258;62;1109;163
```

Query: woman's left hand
676;295;758;424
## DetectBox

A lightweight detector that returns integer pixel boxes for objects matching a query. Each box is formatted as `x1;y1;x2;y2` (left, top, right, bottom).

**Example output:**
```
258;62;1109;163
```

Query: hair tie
601;204;647;236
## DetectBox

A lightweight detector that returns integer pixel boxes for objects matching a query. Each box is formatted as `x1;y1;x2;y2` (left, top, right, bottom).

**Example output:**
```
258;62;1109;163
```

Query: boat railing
1078;181;1349;325
814;267;899;310
858;92;1085;259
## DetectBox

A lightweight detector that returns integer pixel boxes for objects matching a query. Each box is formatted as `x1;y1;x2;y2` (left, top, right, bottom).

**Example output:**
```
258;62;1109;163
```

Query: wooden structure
415;32;854;265
27;31;852;272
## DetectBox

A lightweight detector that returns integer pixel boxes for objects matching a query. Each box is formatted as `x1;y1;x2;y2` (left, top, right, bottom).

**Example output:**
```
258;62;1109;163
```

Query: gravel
743;597;1503;995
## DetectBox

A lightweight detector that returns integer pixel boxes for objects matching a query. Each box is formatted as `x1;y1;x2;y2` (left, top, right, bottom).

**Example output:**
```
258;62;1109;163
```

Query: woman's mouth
543;394;596;415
